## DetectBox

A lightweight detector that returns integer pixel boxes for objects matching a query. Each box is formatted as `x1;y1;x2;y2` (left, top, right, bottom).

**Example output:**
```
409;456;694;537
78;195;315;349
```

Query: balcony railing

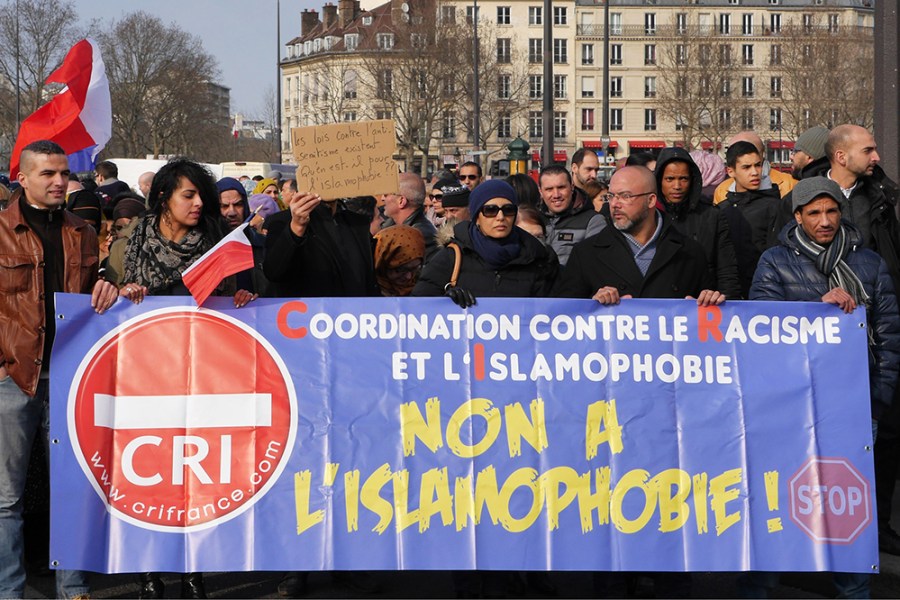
576;23;873;38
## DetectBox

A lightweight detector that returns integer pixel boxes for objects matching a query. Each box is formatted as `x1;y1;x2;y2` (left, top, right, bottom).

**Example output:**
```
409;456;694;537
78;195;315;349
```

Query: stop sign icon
68;307;296;532
789;456;871;544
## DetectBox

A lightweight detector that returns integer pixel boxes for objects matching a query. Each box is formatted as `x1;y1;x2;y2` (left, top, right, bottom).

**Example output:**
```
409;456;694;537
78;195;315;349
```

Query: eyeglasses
481;204;518;218
429;193;443;200
459;174;479;181
602;191;654;204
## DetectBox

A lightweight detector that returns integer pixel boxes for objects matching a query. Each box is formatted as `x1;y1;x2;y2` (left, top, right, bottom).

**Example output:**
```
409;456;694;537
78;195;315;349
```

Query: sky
73;0;326;116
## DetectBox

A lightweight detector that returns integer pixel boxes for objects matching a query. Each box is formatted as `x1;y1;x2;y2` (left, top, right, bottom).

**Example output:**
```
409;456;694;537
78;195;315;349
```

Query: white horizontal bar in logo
93;393;273;429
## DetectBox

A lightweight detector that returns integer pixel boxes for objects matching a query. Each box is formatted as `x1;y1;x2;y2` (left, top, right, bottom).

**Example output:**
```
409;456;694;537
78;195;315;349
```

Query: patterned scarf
121;214;213;295
792;223;870;307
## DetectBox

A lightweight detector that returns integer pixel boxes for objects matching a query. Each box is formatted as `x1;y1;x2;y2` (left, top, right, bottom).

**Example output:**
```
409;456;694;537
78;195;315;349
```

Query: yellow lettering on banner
454;475;476;531
360;464;393;534
710;468;742;536
504;399;549;457
498;468;542;532
692;472;709;535
538;467;580;531
610;469;655;534
392;469;420;532
325;463;340;486
577;467;611;532
400;397;443;456
294;471;325;534
585;400;624;460
447;399;502;458
418;468;454;532
653;469;692;533
344;469;360;532
475;465;503;525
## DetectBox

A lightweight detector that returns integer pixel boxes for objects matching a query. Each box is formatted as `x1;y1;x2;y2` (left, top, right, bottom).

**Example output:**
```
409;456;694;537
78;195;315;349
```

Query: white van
103;158;224;195
220;161;297;181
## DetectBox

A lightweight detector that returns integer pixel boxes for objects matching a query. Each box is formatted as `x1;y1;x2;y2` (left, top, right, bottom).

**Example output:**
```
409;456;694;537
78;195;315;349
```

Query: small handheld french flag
10;38;112;178
182;223;255;307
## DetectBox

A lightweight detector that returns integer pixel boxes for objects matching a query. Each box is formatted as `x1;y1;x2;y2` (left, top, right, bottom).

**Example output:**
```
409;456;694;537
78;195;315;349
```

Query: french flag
9;38;111;178
182;223;255;307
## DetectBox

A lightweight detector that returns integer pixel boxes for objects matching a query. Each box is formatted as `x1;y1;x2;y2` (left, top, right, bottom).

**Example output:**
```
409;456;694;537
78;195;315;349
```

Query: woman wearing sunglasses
413;179;559;306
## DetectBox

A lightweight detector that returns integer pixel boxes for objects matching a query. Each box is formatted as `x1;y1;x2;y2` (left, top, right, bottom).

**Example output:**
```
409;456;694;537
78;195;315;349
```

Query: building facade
280;0;874;170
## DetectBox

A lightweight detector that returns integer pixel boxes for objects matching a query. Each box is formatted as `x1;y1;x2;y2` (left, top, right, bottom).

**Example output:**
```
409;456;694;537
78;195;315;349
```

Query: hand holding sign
288;192;322;237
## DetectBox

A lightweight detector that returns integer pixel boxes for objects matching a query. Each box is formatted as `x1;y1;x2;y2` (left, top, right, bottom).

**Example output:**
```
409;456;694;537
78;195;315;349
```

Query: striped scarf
792;223;870;307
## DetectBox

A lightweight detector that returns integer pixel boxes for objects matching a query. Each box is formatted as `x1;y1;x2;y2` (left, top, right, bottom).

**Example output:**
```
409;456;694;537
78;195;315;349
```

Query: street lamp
472;0;480;167
275;0;283;164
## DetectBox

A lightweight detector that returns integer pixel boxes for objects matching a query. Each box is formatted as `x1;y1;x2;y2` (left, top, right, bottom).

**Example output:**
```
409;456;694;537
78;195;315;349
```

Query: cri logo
68;308;297;532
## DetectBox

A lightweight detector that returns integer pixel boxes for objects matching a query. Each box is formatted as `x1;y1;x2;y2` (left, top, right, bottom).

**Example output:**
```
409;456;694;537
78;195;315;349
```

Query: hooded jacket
655;148;741;299
751;221;900;418
412;221;559;298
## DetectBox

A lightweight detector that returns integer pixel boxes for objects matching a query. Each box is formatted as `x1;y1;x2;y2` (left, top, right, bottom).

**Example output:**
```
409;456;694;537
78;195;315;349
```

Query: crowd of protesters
0;122;898;599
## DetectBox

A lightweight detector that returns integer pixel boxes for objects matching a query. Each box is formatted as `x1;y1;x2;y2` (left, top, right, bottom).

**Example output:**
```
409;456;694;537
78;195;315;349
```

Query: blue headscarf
467;180;522;269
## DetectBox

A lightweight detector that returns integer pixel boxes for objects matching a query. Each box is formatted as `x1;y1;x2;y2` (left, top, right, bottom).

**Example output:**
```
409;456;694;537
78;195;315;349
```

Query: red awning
628;140;665;150
553;151;567;162
582;140;619;150
768;140;795;150
700;141;723;150
532;152;541;162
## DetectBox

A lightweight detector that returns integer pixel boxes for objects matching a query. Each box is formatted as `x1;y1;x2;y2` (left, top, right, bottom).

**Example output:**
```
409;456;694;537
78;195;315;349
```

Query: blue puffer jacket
751;221;900;417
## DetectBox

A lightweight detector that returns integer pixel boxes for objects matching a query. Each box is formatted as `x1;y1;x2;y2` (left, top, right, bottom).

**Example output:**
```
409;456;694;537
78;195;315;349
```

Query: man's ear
794;210;803;225
725;166;735;179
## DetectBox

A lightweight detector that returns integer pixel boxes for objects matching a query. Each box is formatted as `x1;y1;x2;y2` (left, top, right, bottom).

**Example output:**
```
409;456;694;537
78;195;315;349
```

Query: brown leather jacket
0;199;99;396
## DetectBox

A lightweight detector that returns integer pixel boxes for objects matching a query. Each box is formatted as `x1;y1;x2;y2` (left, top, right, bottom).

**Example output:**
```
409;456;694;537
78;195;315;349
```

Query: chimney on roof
301;9;320;36
339;0;356;28
323;3;338;30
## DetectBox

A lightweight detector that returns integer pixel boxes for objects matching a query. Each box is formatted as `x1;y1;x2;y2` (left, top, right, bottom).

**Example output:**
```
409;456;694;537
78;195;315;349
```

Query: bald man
556;166;724;306
380;172;438;261
713;130;797;204
137;171;155;199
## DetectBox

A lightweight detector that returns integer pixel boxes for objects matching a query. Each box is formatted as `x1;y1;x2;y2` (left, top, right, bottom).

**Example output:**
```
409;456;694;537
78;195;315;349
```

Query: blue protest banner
50;294;877;573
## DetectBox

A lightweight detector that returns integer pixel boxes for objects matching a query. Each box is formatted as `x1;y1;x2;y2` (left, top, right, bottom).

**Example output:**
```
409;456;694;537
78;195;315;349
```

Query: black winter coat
751;222;900;417
655;147;742;299
554;213;714;299
719;186;781;298
263;204;378;297
412;221;559;298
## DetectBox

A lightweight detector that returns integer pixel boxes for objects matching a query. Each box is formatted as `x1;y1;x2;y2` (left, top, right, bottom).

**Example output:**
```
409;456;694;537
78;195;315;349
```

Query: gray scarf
121;214;213;295
792;223;870;307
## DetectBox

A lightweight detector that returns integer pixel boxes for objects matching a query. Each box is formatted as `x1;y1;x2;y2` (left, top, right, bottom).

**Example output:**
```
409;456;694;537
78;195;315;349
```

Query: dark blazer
555;213;714;299
263;204;378;297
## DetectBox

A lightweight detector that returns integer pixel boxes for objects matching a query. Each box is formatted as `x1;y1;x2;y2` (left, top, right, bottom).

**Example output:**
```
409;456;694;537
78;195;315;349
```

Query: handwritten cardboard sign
291;120;399;200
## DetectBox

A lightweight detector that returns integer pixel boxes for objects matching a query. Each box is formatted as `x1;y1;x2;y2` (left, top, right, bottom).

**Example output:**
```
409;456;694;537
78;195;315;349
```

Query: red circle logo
68;308;296;532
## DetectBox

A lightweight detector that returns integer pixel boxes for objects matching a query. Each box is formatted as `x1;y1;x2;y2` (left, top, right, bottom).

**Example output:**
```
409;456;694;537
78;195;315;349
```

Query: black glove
445;286;476;308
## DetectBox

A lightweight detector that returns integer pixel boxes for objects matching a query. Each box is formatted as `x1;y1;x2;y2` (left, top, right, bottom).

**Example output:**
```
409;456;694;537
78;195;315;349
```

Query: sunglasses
429;193;443;200
459;174;479;180
481;204;518;218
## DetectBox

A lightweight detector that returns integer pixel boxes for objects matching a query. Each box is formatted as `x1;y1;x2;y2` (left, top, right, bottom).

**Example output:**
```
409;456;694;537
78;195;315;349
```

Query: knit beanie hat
469;179;518;217
791;176;844;213
437;181;470;208
794;126;830;161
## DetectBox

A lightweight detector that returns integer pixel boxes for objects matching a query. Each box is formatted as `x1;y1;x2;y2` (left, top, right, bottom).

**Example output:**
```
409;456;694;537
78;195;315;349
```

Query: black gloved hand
445;286;476;308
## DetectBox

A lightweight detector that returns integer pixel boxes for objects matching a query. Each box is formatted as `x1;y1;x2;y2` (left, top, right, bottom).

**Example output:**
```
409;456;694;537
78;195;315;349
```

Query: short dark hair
625;152;655;167
538;164;572;185
283;178;298;193
19;140;66;174
148;158;223;240
505;173;541;208
459;161;482;177
725;141;761;168
95;160;118;179
571;148;595;166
